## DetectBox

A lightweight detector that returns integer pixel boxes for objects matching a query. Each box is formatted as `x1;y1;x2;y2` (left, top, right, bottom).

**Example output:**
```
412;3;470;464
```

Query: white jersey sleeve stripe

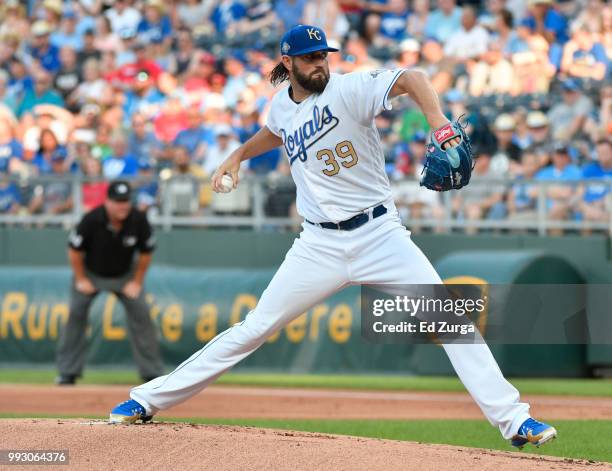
382;69;405;111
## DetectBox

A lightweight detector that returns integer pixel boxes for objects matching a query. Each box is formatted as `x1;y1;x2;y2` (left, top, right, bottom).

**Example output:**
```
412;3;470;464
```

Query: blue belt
306;204;387;231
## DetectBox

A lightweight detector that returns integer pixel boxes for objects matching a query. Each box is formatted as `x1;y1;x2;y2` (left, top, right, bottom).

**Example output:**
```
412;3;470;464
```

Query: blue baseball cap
412;131;427;143
561;78;580;92
51;148;67;162
280;25;339;57
226;50;248;64
138;158;153;170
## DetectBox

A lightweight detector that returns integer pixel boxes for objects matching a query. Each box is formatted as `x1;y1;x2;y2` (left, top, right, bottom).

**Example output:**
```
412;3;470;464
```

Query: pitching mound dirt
2;419;609;471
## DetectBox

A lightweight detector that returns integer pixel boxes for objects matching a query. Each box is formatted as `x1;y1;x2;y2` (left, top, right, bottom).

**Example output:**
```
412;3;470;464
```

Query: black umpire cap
107;180;132;201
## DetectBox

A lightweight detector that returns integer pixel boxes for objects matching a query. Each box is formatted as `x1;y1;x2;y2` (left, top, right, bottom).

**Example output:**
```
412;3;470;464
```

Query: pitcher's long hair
269;61;289;86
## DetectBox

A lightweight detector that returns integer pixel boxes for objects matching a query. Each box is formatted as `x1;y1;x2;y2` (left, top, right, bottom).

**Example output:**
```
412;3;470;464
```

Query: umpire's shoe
109;399;153;424
55;375;77;386
511;418;557;449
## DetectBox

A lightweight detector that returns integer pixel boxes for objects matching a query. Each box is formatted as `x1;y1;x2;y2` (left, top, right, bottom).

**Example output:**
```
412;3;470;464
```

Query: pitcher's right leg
349;213;534;441
126;230;348;416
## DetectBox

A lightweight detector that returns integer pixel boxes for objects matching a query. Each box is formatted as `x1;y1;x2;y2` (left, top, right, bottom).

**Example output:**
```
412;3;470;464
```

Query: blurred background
0;0;610;379
0;0;609;233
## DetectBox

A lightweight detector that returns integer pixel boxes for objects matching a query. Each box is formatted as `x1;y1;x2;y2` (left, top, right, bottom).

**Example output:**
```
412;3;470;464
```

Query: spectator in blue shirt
103;135;140;179
424;0;462;43
28;21;62;74
127;113;164;164
134;158;159;212
561;24;609;82
364;0;411;44
50;11;84;51
32;129;68;175
235;107;280;175
249;148;281;176
507;152;541;224
222;54;248;109
173;107;214;164
274;0;307;31
535;144;582;234
137;0;173;47
16;69;65;118
210;0;247;35
122;70;165;125
6;56;33;103
29;152;74;215
521;0;568;45
75;10;97;38
379;0;410;42
578;139;612;233
0;160;21;214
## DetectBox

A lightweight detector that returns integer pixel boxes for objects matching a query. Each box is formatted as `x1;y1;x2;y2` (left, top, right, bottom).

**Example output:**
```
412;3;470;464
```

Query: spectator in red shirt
183;52;216;106
153;94;188;144
81;157;108;212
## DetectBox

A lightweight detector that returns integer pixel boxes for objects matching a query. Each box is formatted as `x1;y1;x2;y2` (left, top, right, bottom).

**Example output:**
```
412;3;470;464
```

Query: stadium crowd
0;0;610;233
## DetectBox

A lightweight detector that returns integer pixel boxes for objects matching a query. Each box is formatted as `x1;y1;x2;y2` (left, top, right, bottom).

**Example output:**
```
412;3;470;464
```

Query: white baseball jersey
266;69;404;223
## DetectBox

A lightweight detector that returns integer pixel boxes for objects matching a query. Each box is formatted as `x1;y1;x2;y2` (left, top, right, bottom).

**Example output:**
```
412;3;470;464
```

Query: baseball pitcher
110;25;556;450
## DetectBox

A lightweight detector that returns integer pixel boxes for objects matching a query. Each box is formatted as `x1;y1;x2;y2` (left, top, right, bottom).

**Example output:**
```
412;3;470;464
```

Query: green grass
182;418;611;463
1;414;609;463
0;368;610;397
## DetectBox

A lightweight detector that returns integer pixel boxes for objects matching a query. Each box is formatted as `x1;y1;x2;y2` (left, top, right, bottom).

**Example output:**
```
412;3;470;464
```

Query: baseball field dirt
0;384;610;420
3;385;611;470
2;419;611;471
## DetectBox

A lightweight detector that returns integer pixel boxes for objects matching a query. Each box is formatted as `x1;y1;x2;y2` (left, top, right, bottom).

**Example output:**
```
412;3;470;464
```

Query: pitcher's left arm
390;69;474;192
389;69;460;149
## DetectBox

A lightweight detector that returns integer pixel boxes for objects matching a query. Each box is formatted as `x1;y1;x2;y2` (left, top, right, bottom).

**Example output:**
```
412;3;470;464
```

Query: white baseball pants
131;207;530;439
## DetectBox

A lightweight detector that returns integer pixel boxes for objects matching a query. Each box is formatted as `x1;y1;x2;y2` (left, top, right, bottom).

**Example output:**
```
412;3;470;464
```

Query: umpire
56;180;163;385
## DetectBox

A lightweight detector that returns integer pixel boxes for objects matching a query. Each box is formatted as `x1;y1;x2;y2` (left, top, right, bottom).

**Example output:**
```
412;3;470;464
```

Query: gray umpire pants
56;270;164;379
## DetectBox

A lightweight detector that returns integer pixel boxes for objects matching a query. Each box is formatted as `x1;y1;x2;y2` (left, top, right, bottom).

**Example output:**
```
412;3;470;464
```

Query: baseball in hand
220;174;234;193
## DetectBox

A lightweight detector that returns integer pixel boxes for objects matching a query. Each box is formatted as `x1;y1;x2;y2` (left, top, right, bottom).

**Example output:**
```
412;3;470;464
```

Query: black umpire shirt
68;205;155;277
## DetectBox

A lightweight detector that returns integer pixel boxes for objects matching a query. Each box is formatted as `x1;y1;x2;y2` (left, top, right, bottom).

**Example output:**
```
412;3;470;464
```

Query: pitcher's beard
292;63;329;94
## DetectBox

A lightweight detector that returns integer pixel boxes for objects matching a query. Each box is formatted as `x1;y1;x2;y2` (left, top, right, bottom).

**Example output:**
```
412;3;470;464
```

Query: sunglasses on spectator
296;51;328;64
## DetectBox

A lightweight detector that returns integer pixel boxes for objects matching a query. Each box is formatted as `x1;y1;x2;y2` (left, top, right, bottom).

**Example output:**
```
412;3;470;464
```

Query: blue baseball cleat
511;418;557;449
109;399;153;424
